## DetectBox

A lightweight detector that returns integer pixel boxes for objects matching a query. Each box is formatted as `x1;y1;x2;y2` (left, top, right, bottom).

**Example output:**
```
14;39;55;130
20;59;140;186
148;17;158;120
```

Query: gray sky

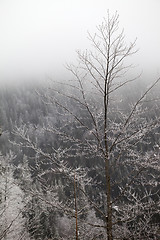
0;0;160;85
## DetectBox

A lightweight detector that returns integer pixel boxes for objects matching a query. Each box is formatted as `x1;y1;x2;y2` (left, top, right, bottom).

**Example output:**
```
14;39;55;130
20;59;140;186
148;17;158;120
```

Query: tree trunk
105;155;113;240
74;174;78;240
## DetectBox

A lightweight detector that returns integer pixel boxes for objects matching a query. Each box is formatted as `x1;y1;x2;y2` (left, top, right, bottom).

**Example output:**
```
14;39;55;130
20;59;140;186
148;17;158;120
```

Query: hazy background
0;0;160;85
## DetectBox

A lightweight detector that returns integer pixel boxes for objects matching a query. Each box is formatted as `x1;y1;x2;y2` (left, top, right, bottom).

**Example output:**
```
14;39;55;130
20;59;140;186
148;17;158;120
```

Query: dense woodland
0;13;160;240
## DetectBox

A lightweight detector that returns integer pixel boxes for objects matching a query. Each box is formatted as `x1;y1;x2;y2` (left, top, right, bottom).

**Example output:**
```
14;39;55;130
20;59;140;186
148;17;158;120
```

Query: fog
0;2;160;238
0;0;160;85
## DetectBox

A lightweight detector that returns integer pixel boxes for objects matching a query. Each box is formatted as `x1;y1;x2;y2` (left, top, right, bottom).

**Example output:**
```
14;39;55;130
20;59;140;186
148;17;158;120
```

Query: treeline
0;80;159;239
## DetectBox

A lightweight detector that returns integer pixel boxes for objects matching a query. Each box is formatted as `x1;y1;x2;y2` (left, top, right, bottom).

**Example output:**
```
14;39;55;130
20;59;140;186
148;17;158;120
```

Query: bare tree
13;11;160;240
48;11;160;239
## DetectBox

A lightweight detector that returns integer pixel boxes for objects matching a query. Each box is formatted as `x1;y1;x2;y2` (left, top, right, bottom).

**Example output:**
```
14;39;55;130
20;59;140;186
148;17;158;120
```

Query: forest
0;13;160;240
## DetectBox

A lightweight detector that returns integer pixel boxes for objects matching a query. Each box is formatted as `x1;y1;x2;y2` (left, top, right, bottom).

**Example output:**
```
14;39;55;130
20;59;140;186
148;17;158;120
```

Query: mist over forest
0;69;160;240
0;6;160;240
